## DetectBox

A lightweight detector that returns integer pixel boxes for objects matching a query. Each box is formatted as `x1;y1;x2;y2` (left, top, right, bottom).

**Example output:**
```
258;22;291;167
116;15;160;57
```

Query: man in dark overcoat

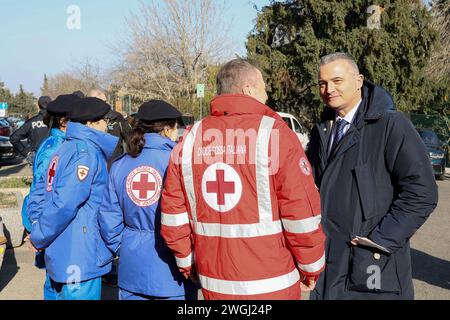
307;52;438;300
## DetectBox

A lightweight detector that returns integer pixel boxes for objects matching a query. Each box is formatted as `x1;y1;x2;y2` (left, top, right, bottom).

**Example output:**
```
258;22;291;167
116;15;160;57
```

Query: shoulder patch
299;157;312;176
46;156;59;192
77;165;90;181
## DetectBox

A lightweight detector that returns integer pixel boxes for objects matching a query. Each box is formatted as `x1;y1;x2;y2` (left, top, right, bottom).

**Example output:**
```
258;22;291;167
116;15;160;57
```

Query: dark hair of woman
43;112;64;130
127;119;177;158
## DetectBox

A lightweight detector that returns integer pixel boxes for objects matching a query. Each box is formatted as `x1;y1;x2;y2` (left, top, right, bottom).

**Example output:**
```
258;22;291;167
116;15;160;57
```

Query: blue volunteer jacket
29;122;119;283
99;133;195;297
23;128;66;233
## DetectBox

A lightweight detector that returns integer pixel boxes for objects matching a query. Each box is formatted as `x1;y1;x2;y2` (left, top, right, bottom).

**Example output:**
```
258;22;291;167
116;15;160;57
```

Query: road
0;177;449;300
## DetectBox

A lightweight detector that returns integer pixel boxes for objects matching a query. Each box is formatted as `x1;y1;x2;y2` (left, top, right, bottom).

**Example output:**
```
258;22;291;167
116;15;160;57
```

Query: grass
0;177;32;189
0;192;19;208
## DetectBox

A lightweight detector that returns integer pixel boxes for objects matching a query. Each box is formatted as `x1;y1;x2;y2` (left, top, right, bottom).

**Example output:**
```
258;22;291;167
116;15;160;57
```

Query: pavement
0;158;32;178
0;169;449;300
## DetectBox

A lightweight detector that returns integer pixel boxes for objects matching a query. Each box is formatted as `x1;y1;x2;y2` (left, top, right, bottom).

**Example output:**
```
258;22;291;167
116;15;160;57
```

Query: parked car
417;129;447;180
0;136;17;166
0;118;12;137
6;116;25;131
277;112;309;149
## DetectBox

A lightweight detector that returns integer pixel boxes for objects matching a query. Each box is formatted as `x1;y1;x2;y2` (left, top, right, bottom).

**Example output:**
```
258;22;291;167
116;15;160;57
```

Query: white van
277;112;309;150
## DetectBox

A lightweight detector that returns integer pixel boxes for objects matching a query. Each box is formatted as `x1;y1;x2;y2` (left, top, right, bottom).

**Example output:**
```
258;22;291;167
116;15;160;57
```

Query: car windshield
282;117;292;129
418;130;441;146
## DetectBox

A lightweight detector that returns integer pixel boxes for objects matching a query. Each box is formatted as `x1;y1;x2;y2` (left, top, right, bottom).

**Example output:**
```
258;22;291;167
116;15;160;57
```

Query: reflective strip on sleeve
175;252;194;269
297;253;326;273
282;215;321;234
199;269;300;296
161;212;189;227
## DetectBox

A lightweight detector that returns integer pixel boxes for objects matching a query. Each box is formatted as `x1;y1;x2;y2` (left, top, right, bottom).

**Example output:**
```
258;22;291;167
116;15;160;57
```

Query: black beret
38;96;52;110
72;90;85;99
67;97;111;123
46;94;81;116
136;100;182;122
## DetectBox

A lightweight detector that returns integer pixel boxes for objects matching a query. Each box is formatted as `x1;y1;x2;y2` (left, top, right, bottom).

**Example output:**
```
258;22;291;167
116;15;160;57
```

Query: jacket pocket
95;234;114;267
353;163;378;220
348;246;400;294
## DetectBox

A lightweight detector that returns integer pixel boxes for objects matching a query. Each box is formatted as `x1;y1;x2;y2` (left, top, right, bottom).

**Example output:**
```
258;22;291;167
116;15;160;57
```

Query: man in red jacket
161;59;326;300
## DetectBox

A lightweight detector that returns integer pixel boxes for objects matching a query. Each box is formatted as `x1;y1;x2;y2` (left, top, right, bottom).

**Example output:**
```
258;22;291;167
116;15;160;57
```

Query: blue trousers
44;273;57;300
119;288;197;301
50;277;102;300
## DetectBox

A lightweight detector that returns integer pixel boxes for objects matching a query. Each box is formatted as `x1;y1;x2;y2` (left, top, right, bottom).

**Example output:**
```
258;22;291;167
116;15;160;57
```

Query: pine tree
40;74;50;97
247;0;439;127
10;85;37;117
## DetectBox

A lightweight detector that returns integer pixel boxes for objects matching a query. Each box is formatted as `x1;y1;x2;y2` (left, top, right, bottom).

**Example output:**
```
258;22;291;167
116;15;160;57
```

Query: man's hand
300;275;317;292
350;237;359;246
24;234;42;253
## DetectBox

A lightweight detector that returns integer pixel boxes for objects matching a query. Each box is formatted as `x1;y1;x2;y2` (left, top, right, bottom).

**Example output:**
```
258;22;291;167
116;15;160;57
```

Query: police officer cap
67;97;111;123
136;100;182;122
38;96;52;110
46;94;81;116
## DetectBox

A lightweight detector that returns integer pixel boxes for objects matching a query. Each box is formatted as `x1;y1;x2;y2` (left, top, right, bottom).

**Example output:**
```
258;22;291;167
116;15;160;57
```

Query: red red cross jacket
161;94;326;300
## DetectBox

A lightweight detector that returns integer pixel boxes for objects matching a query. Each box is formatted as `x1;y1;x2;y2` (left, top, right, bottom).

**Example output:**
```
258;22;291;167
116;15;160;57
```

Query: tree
44;59;105;98
111;0;233;116
427;0;450;81
247;0;439;128
40;74;50;97
0;82;13;104
421;0;450;115
10;85;37;117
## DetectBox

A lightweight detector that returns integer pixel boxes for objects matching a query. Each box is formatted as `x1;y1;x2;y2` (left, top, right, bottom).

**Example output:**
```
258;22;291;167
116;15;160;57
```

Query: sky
0;0;270;96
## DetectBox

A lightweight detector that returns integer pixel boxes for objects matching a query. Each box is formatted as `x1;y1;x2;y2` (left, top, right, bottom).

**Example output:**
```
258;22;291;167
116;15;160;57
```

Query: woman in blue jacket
99;100;197;300
25;94;81;300
29;98;119;300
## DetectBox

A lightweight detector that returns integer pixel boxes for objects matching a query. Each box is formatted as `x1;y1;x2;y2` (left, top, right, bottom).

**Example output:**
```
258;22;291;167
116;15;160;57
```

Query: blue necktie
331;119;348;152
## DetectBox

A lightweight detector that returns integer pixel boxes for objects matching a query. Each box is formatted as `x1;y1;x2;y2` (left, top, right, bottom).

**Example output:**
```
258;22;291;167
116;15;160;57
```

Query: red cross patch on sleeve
46;156;59;192
77;165;90;181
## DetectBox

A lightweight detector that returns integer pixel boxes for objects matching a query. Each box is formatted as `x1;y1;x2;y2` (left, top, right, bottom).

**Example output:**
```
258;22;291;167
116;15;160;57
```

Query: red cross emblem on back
46;156;59;191
126;166;163;207
206;170;235;205
201;163;243;213
132;173;156;199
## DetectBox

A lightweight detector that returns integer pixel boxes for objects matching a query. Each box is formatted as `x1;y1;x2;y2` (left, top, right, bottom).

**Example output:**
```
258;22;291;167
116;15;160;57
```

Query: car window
418;130;441;145
282;117;292;130
293;119;304;134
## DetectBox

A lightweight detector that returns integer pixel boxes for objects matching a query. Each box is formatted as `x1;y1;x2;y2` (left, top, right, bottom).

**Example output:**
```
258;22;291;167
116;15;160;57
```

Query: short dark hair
72;90;85;98
43;112;65;130
318;52;360;74
216;59;262;95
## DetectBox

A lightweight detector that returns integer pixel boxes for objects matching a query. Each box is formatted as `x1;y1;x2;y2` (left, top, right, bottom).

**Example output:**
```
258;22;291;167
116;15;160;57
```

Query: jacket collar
210;94;283;121
143;133;176;151
50;128;65;139
66;122;119;159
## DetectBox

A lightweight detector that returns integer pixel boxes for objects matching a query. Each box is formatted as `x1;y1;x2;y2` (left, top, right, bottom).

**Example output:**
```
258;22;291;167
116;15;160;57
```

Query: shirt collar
336;99;362;124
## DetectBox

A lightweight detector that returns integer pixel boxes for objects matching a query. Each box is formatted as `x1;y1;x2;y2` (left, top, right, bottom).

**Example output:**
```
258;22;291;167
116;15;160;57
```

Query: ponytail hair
127;119;177;158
